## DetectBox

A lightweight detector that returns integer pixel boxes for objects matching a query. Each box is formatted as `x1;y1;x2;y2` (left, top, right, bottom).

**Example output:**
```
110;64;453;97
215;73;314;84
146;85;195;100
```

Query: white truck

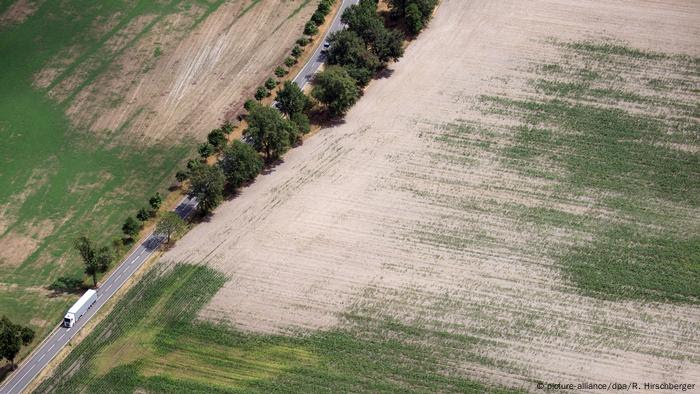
63;289;97;328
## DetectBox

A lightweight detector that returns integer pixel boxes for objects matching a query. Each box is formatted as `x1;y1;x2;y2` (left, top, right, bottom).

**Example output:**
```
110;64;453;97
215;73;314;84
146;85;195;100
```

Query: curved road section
1;1;357;392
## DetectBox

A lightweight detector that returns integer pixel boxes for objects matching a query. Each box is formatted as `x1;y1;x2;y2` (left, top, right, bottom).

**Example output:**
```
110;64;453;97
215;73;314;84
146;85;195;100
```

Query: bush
136;208;150;222
49;276;84;292
198;142;214;158
275;66;288;77
265;77;277;90
296;37;310;47
304;21;318;36
207;128;227;150
291;45;303;58
186;159;199;170
311;10;326;25
221;121;234;134
244;99;257;111
285;57;297;67
123;216;142;237
175;170;188;183
255;86;269;101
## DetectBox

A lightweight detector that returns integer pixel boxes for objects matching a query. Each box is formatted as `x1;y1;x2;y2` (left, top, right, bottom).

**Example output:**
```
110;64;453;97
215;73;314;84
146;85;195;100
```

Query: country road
293;0;359;88
0;1;356;392
0;197;198;394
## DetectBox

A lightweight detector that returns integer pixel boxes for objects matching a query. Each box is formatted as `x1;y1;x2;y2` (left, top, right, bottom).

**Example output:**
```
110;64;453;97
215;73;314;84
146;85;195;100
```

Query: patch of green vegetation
0;0;209;354
287;0;313;20
480;41;700;304
239;0;262;18
565;40;668;60
487;97;699;207
38;263;520;393
562;227;700;303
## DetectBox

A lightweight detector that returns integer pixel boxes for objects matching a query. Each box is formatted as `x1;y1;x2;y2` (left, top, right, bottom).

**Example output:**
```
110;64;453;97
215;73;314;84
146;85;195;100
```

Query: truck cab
63;313;75;328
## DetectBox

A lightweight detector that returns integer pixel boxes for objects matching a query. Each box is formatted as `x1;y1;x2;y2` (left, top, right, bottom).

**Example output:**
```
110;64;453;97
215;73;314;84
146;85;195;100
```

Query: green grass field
37;263;520;393
0;0;228;357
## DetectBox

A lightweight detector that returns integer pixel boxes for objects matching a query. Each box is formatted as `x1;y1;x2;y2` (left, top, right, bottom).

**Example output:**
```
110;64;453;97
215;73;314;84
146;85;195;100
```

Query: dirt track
163;0;700;389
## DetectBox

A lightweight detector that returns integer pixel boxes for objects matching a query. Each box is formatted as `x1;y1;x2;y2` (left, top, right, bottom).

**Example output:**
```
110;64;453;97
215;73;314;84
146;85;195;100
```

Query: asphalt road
1;1;358;392
0;197;198;394
292;0;360;89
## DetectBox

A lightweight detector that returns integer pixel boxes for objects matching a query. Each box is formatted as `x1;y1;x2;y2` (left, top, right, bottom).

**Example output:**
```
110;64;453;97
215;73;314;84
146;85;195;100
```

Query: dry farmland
0;0;316;360
39;0;699;391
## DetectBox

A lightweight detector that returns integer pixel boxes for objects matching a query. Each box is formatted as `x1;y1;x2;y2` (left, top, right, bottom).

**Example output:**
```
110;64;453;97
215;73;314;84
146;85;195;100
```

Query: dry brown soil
163;0;700;390
36;0;316;145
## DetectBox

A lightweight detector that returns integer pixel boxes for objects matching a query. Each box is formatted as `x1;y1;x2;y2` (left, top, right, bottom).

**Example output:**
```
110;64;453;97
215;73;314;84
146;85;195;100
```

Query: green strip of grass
562;227;700;303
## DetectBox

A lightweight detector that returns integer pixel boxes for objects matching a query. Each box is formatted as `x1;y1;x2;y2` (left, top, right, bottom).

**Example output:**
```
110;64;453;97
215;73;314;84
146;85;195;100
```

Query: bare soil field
161;0;700;390
50;0;315;144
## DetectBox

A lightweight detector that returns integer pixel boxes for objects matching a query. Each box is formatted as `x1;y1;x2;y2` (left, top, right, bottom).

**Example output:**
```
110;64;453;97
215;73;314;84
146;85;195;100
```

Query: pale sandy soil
163;0;700;390
0;0;38;27
35;0;316;144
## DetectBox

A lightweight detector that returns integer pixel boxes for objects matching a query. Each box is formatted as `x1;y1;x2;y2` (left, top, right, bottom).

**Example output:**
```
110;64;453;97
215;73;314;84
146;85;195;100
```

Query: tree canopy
244;105;298;160
276;81;309;117
74;236;112;287
122;216;141;239
387;0;437;34
326;30;381;86
312;66;360;117
207;128;227;151
188;163;226;215
156;212;187;244
219;140;263;188
0;316;35;369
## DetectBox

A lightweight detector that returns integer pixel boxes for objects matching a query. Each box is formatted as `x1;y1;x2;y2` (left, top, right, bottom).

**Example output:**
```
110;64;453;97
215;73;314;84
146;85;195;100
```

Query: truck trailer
63;289;97;328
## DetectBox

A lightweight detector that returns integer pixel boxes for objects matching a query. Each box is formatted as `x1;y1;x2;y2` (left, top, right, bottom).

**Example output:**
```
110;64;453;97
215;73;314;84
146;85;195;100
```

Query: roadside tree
291;112;311;134
207;128;227;151
255;86;269;101
175;170;188;184
136;207;150;222
244;105;297;161
122;216;142;239
0;316;34;370
188;164;225;214
74;236;112;287
219;140;263;188
311;66;360;117
198;142;214;159
276;81;309;117
149;192;162;211
156;212;187;244
326;30;381;85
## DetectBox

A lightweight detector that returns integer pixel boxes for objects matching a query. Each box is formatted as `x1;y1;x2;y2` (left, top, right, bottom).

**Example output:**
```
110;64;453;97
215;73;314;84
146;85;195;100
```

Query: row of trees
68;0;435;291
0;316;35;370
324;0;404;88
170;1;345;215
